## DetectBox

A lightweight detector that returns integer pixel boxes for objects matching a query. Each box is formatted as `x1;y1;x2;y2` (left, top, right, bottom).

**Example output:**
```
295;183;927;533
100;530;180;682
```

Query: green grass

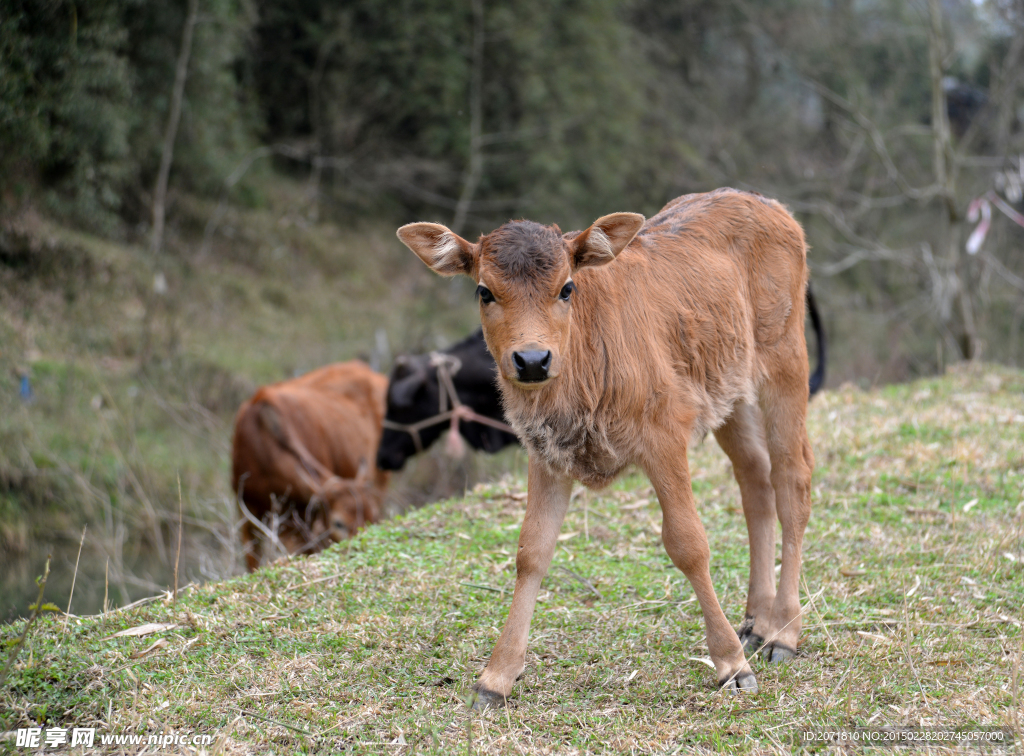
2;363;1022;754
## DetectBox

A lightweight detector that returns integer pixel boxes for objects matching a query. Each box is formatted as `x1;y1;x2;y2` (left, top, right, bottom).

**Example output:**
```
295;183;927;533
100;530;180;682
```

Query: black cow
376;329;520;470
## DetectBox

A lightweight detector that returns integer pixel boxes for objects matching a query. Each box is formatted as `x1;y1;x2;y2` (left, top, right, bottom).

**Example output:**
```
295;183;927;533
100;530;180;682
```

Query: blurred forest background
1;0;1023;620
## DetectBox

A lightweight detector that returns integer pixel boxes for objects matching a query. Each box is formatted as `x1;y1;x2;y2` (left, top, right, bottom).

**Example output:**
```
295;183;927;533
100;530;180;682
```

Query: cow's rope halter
381;352;515;454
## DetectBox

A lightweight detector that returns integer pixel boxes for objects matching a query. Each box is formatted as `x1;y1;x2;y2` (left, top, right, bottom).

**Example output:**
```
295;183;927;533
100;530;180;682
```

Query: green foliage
482;0;663;225
252;0;682;229
0;0;134;229
0;0;257;229
27;603;61;613
123;0;258;201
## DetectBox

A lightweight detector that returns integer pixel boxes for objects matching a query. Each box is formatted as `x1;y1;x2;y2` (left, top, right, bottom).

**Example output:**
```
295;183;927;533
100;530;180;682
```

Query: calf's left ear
569;213;645;270
397;223;478;278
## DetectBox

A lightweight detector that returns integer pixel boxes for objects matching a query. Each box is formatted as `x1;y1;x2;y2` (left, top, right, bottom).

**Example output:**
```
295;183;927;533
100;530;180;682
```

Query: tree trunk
452;0;485;237
151;0;199;255
927;0;978;360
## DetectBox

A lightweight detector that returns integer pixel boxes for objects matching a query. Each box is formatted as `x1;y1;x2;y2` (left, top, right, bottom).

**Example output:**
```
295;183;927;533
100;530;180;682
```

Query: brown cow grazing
397;188;815;704
232;361;390;572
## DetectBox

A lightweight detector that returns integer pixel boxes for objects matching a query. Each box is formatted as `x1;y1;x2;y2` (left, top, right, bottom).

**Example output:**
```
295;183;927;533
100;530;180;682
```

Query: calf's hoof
739;631;764;654
469;685;507;710
736;616;764;654
762;643;797;663
719;672;759;694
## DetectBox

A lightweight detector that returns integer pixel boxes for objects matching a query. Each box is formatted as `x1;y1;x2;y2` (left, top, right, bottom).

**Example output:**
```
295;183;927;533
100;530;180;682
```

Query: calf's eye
476;285;495;304
558;281;576;301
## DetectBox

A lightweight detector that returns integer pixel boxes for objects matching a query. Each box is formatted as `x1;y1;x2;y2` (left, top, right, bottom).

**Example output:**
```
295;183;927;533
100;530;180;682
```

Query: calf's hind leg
758;367;814;662
647;438;757;692
714;401;777;654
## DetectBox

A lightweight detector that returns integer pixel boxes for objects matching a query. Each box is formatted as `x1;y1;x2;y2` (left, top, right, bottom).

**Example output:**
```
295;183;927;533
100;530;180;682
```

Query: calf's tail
806;283;826;397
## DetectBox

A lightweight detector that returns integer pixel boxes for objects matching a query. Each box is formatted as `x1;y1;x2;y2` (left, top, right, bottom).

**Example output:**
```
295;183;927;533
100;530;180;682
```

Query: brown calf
398;189;815;703
232;361;390;572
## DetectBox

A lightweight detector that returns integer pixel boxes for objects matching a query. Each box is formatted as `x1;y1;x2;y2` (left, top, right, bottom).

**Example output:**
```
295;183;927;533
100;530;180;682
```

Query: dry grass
1;363;1022;754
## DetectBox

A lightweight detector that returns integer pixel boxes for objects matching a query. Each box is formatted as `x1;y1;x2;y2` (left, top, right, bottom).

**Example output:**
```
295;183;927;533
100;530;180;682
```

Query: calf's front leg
474;457;573;707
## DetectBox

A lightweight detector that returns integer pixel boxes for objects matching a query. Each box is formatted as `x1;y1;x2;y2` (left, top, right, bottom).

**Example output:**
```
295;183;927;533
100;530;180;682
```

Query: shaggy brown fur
398;188;815;703
231;361;390;572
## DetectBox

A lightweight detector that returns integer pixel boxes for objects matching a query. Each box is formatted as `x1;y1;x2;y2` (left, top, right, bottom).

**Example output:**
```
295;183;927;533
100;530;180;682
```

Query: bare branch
816;246;917;276
786;197;900;251
803;79;944;203
981;251;1024;292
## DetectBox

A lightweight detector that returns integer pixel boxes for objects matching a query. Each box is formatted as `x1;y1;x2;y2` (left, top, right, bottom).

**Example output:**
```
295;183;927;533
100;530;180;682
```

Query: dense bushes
0;0;255;230
1;1;133;229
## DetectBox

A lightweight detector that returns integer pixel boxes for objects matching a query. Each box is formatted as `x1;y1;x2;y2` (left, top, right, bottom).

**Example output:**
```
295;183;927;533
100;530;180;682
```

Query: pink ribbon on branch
966;190;1024;255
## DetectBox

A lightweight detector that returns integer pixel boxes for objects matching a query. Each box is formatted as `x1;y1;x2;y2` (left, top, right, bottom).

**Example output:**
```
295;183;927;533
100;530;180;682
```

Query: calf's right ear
397;223;478;278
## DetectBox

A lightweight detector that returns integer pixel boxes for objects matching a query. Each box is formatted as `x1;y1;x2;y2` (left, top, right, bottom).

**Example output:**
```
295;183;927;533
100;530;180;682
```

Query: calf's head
397;213;643;391
318;462;380;541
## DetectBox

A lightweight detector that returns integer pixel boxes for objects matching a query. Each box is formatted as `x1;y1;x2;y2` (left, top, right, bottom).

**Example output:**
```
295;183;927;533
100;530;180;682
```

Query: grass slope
2;364;1023;754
